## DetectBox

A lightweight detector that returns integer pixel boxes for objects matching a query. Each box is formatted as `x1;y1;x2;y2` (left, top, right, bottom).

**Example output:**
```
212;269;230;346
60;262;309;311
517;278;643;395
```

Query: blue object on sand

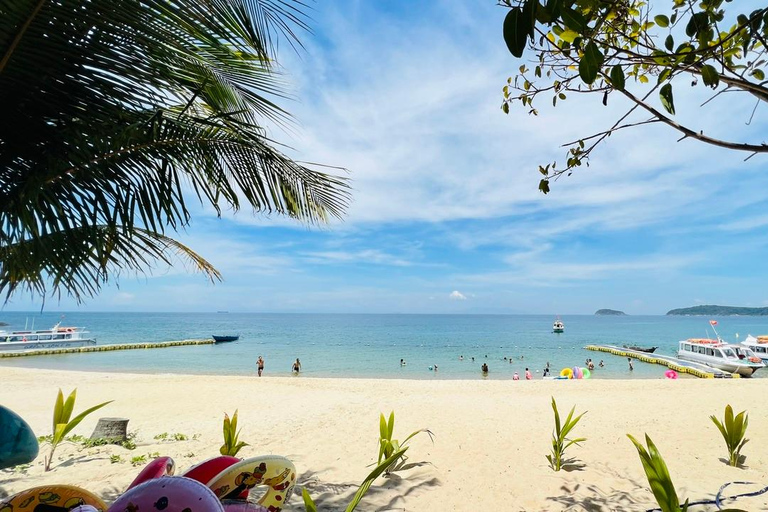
0;405;39;469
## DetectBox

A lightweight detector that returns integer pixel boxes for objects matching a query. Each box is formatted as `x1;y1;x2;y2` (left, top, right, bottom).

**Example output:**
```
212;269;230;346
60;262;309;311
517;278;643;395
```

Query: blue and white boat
0;322;96;351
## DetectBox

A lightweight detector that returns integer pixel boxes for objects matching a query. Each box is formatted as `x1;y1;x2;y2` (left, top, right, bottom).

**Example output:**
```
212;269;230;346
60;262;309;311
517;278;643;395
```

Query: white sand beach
2;367;768;511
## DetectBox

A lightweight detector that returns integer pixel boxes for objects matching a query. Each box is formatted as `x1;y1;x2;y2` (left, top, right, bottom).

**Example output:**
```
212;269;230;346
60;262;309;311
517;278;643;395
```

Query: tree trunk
90;417;129;442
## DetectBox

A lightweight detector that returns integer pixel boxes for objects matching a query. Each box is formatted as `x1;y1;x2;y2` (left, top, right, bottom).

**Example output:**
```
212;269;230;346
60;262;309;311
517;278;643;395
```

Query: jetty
585;345;740;379
0;339;214;358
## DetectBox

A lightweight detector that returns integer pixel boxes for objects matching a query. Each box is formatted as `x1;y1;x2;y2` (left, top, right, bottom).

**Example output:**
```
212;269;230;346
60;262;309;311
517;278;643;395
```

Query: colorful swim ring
560;368;573;379
127;456;175;490
572;366;582;379
1;485;106;512
581;368;591;379
665;370;678;380
109;477;223;512
207;456;296;510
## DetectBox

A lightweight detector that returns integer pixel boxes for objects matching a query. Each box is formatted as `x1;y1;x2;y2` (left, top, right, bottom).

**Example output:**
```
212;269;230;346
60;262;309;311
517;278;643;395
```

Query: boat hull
677;353;761;377
212;335;239;343
0;339;97;351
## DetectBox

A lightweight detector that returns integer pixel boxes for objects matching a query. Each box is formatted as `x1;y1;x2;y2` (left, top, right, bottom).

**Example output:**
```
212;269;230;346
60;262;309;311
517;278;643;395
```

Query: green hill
666;305;768;316
595;309;626;316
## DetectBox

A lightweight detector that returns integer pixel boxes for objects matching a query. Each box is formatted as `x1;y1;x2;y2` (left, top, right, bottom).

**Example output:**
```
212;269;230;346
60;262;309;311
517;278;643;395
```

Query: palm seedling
711;404;749;467
44;389;112;471
547;397;586;471
220;410;249;456
628;434;688;512
377;411;433;475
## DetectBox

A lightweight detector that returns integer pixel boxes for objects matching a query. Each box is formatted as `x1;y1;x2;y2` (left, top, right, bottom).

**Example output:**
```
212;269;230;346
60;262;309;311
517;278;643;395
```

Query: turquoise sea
0;312;767;379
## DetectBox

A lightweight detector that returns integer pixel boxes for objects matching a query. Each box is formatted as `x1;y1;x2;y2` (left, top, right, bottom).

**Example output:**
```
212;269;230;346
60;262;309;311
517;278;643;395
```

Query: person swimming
400;358;406;366
481;363;489;373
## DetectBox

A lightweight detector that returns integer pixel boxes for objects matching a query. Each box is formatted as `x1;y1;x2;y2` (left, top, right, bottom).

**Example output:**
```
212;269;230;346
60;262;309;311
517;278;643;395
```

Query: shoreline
2;367;768;510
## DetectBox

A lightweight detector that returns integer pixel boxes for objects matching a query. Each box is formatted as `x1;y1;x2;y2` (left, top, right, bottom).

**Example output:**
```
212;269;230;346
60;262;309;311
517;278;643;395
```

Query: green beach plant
377;411;433;475
302;448;408;512
44;389;112;471
546;397;586;471
711;405;749;467
628;434;687;512
220;410;248;456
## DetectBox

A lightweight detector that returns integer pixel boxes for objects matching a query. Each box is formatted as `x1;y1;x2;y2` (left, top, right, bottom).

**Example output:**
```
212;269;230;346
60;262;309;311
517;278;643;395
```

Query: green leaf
610;65;625;91
752;69;765;80
659;83;675;115
539;179;550;194
560;29;579;43
345;448;408;512
387;411;395;440
62;390;77;425
561;7;587;33
579;42;603;85
53;389;65;434
665;34;674;51
503;7;529;58
302;488;318;512
60;401;113;439
654;15;670;28
701;65;719;88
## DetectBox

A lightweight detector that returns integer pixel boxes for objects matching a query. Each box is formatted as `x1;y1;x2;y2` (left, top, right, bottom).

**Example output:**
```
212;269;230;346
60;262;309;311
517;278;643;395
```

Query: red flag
710;320;718;326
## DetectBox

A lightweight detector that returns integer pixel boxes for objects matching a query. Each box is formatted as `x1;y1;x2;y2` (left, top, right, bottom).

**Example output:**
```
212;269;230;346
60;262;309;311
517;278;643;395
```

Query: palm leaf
0;0;349;302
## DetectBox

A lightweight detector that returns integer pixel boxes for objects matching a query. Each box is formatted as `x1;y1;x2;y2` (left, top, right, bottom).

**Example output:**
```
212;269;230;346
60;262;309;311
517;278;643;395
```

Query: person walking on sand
292;358;302;374
525;367;532;380
257;356;264;377
628;357;633;371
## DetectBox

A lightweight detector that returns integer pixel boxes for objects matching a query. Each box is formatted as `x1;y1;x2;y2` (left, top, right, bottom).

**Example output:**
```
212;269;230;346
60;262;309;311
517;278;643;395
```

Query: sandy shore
1;368;768;511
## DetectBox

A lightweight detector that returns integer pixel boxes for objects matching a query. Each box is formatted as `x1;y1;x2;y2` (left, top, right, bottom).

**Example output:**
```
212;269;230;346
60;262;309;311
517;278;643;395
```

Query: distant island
666;305;768;316
595;309;626;316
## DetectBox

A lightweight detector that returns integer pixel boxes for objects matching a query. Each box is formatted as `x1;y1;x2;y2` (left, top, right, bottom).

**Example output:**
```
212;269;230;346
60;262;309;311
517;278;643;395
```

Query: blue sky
9;0;768;314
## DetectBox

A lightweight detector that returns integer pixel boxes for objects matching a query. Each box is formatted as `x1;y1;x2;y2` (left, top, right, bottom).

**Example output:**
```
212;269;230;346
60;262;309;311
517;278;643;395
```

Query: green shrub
44;389;112;471
546;397;586;471
711;405;749;467
131;455;147;466
628;434;687;512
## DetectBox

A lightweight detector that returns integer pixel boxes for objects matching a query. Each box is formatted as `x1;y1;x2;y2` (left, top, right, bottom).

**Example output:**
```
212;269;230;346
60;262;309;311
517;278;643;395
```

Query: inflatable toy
665;370;678;380
581;368;591;379
182;456;246;499
71;507;100;512
572;366;582;379
1;485;106;511
207;456;296;510
108;477;224;512
0;406;39;470
183;456;240;484
560;368;573;379
127;456;175;490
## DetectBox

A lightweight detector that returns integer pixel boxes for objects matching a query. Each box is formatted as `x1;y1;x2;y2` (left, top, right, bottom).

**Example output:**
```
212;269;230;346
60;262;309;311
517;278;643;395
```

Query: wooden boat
625;345;658;353
212;335;239;343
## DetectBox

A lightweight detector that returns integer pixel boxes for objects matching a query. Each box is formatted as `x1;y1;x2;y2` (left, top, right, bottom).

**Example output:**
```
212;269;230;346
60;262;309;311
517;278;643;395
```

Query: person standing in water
628;357;634;371
292;358;302;374
525;367;532;380
257;356;265;377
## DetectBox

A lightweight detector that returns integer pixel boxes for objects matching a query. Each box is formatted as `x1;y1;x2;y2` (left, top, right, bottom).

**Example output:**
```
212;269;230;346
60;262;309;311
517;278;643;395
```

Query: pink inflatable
109;477;224;512
71;507;100;512
665;369;678;379
126;456;175;490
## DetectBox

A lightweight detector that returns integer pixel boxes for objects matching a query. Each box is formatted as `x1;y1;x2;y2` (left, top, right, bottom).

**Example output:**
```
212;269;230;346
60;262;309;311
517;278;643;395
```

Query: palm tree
0;0;349;301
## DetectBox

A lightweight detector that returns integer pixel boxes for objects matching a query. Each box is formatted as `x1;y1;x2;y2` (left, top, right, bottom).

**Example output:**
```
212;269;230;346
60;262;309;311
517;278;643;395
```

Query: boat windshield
721;348;737;358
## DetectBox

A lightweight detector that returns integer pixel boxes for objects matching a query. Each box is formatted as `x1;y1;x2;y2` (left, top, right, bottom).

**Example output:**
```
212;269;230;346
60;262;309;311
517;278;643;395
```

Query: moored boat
677;338;764;377
552;317;564;333
741;334;768;362
624;345;658;353
212;335;239;343
0;322;96;351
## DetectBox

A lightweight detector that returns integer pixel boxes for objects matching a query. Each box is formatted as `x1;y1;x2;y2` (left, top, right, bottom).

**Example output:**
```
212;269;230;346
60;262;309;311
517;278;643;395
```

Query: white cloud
449;290;467;300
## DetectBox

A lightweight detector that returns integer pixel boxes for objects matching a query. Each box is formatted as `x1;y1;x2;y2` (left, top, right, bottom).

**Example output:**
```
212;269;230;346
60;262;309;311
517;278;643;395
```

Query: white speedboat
552;317;564;333
678;338;764;377
0;322;96;351
741;334;768;362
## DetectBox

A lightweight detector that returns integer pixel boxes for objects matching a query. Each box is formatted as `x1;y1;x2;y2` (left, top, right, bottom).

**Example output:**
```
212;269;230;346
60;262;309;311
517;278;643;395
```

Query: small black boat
212;335;239;343
625;345;657;353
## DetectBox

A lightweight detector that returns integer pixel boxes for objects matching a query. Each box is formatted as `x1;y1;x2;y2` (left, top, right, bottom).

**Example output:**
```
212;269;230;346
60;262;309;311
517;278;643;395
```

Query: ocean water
0;312;766;379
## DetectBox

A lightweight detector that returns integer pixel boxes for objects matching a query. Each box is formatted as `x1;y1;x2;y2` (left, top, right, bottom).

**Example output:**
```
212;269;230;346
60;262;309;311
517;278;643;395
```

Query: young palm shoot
220;410;249;457
45;389;112;471
628;434;688;512
377;411;433;475
711;405;749;467
547;397;586;471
